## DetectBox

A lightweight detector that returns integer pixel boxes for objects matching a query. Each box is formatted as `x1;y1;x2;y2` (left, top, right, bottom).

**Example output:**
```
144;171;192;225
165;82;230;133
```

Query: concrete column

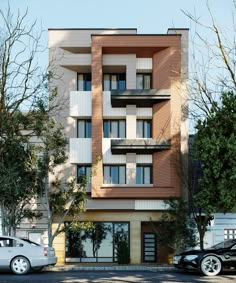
130;220;141;264
126;153;136;185
126;105;136;139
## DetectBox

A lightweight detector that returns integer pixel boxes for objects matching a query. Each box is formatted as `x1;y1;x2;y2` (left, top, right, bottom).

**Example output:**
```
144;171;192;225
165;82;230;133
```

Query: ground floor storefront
52;211;173;265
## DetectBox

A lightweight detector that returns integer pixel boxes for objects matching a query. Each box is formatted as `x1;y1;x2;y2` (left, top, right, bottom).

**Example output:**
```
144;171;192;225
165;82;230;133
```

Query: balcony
111;89;170;107
111;139;171;154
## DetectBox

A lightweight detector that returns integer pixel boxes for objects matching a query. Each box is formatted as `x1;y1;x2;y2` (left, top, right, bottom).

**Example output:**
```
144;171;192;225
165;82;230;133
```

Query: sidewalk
47;264;175;272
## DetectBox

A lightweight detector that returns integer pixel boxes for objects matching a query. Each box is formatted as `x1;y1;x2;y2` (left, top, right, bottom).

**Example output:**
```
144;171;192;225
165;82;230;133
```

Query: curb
46;265;175;272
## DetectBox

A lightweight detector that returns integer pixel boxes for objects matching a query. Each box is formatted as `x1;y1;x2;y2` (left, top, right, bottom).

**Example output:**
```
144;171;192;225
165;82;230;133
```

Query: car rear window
21;238;40;246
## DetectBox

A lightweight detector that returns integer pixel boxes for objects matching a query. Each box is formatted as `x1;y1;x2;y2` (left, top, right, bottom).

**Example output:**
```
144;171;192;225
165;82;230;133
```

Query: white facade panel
59;54;91;66
103;91;126;117
70;138;92;163
103;139;126;163
136;108;152;118
136;154;152;163
49;29;136;48
136;58;152;70
70;91;92;117
135;200;168;210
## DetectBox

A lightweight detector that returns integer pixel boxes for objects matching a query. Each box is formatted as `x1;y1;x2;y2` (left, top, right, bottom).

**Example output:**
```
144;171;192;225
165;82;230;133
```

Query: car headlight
184;255;198;261
173;255;181;261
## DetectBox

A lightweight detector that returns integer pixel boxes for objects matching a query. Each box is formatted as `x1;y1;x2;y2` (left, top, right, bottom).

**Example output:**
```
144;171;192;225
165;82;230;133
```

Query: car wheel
11;256;31;275
200;255;222;276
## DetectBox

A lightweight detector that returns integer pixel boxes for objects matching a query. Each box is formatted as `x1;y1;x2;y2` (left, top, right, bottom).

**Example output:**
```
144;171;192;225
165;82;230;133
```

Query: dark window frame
136;73;152;89
65;221;130;263
77;73;92;91
103;164;126;184
136;164;153;184
137;119;152;138
103;73;126;90
77;119;92;138
77;164;92;184
103;120;126;138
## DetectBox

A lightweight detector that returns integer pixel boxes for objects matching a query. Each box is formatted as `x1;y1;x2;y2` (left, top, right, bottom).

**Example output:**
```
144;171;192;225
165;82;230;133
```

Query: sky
1;0;234;67
1;0;235;131
1;0;234;39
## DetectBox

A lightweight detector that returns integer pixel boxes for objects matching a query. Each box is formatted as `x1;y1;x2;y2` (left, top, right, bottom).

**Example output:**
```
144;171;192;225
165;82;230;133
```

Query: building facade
48;28;189;264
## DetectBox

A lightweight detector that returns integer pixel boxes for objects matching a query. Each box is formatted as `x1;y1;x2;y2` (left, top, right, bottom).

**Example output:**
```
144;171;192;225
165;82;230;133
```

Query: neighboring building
47;28;189;264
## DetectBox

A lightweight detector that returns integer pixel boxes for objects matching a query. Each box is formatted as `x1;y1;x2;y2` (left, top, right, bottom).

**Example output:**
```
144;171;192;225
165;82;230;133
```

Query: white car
0;235;57;275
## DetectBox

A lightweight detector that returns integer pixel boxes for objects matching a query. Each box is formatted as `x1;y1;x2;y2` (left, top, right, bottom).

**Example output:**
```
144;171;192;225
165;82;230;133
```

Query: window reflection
65;222;129;262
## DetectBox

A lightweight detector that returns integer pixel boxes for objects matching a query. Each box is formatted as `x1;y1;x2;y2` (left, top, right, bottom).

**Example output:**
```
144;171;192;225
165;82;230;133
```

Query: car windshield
209;239;236;249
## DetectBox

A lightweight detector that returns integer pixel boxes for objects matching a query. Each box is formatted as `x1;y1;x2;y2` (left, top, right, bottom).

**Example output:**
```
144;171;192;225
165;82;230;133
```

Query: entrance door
143;232;156;262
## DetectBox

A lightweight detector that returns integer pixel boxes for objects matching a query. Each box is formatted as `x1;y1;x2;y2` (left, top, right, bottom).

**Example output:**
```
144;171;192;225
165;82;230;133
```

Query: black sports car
173;239;236;276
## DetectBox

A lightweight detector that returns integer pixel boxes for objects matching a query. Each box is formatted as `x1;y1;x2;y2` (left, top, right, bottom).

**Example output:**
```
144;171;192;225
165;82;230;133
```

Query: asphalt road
0;270;236;283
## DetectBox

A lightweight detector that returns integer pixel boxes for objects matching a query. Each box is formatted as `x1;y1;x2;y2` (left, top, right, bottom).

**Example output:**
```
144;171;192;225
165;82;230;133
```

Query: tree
0;131;41;235
0;5;49;235
182;0;236;120
0;5;87;242
151;198;198;253
192;91;236;248
180;1;236;249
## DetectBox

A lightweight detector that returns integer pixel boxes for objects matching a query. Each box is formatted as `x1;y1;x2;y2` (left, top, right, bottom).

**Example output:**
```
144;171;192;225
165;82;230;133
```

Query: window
103;165;126;184
143;233;156;262
65;221;129;263
103;74;126;90
137;120;152;138
224;229;236;240
136;165;152;184
77;73;91;91
103;120;126;138
77;165;91;184
136;73;152;89
77;120;91;138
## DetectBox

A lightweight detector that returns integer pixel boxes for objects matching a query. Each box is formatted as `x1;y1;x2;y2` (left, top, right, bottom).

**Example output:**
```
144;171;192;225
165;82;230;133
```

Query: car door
230;243;236;267
0;237;13;268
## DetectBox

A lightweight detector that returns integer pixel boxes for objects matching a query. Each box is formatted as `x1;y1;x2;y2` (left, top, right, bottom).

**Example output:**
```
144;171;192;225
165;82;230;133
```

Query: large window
103;74;126;90
77;120;91;138
137;120;152;138
77;73;91;91
136;165;152;184
104;120;126;138
65;222;129;263
77;165;91;184
103;165;126;184
136;73;152;89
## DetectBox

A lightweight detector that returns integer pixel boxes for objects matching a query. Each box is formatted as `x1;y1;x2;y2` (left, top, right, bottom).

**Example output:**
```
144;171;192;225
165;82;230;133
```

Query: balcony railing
111;89;170;107
111;138;171;154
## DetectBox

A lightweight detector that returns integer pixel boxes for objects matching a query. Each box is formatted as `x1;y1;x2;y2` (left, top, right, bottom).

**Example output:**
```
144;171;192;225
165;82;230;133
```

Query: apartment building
48;28;189;264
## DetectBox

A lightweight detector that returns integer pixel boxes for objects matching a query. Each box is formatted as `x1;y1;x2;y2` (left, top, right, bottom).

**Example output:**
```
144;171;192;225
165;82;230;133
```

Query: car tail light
44;247;48;257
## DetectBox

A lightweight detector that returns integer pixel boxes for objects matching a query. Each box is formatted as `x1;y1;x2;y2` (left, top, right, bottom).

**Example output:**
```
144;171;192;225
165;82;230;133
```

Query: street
0;270;236;283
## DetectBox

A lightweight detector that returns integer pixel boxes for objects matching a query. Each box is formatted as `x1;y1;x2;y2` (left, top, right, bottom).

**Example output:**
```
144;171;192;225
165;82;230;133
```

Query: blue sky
1;0;234;34
1;0;234;66
1;0;235;129
1;0;234;65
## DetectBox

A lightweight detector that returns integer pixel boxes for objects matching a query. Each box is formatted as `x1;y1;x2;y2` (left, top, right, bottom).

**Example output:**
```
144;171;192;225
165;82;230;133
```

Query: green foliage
113;224;130;264
117;239;130;264
0;115;42;235
151;198;198;253
193;91;236;213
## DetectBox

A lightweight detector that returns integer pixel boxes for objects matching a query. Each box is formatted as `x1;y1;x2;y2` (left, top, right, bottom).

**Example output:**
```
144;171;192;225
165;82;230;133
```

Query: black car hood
177;249;221;256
